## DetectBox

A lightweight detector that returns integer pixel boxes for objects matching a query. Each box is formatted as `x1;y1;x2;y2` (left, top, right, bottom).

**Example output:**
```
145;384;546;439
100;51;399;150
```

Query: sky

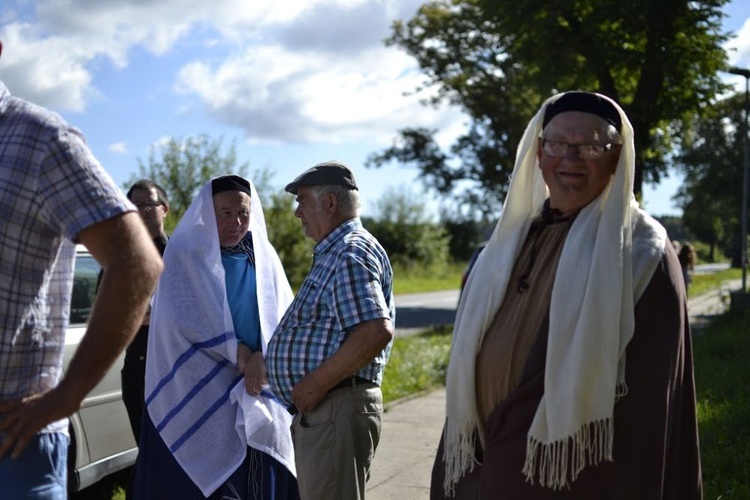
1;0;749;219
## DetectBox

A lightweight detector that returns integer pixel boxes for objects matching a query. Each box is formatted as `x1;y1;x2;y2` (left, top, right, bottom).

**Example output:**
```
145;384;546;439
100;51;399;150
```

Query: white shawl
145;178;295;496
443;93;667;494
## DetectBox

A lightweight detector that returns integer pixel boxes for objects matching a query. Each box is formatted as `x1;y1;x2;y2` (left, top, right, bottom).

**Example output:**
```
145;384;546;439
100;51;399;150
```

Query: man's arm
291;317;393;412
0;212;163;459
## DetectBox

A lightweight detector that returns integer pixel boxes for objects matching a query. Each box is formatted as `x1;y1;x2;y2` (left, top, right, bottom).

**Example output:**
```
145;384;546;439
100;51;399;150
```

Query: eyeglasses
541;139;614;160
133;201;163;212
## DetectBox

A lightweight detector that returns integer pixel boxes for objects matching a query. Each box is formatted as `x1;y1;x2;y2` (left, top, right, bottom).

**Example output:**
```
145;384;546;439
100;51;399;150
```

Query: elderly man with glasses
431;91;702;499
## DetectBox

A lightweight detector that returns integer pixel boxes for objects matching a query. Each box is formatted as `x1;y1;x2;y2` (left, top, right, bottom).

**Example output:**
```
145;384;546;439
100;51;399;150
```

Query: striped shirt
267;218;395;406
0;81;132;436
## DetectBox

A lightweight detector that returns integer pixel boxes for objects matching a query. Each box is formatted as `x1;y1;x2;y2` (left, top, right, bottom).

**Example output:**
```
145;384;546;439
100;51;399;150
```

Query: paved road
393;263;734;337
393;290;459;337
693;262;730;274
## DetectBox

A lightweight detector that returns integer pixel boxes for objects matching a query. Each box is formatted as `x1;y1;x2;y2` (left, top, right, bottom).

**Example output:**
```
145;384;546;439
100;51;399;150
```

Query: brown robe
431;238;702;499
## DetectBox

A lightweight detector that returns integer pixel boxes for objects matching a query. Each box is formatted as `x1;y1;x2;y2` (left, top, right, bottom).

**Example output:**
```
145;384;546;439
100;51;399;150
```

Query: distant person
267;161;395;500
99;179;170;446
0;39;163;499
678;241;697;290
133;175;298;499
431;91;702;499
120;179;169;500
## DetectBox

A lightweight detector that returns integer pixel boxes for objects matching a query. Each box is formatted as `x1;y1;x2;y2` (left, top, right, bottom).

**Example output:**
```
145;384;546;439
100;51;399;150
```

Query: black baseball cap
285;161;358;194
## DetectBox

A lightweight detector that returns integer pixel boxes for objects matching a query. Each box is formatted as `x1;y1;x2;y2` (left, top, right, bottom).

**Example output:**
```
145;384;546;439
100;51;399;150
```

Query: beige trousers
291;383;382;500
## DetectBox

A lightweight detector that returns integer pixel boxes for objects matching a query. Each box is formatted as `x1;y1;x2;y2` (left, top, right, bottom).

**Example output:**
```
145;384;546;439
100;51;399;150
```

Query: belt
330;375;373;392
287;376;374;415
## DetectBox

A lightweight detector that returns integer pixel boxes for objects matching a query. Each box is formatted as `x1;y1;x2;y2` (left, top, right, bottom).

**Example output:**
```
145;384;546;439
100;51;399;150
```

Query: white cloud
726;17;750;68
108;141;128;154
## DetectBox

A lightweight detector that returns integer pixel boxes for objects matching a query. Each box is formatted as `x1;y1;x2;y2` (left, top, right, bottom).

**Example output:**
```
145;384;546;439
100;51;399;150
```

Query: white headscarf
145;177;295;496
443;93;667;494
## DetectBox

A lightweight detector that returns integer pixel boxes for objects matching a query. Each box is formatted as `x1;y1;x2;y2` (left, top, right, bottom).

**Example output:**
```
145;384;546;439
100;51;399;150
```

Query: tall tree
132;134;249;230
364;188;451;271
264;191;315;290
368;0;730;214
675;92;745;265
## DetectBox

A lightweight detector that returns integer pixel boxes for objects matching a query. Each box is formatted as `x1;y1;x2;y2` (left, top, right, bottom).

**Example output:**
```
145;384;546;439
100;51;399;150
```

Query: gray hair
312;184;360;217
604;124;622;145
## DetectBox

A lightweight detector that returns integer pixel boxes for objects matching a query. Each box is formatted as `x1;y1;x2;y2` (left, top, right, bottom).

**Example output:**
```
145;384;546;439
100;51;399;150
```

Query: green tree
368;0;730;214
130;134;249;231
264;191;314;290
364;189;451;271
675;92;745;265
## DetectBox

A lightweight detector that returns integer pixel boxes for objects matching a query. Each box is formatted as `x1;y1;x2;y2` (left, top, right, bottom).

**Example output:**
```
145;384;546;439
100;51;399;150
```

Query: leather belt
286;376;374;415
329;375;373;392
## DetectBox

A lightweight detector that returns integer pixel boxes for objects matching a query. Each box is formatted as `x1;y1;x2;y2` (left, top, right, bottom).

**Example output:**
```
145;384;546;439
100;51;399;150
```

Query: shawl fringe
522;417;615;490
443;419;479;497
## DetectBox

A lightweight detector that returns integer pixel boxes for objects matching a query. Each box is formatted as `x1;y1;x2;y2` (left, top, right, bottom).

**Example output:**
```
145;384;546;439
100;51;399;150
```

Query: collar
313;218;361;256
0;81;10;114
540;198;579;224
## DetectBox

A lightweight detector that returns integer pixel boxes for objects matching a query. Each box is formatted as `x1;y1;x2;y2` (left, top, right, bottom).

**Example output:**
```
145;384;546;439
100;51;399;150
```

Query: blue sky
1;0;749;218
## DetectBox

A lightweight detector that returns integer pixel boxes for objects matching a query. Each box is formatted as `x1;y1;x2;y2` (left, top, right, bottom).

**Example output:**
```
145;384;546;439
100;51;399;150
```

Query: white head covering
145;177;295;496
443;92;667;494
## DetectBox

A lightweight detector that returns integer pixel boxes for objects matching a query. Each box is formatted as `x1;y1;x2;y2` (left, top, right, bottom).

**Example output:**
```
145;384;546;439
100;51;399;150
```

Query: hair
311;184;360;217
127;179;169;207
604;124;622;145
678;241;697;268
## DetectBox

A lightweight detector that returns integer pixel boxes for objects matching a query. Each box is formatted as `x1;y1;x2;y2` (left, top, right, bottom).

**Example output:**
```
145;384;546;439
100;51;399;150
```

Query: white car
63;246;137;492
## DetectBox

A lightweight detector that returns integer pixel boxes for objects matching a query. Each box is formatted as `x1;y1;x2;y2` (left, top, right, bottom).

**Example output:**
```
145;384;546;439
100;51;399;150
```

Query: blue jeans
0;432;68;499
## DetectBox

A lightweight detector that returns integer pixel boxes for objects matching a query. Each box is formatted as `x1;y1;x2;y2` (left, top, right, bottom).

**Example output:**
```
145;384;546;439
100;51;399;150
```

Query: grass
381;326;453;403
689;268;742;298
693;307;750;499
391;262;465;295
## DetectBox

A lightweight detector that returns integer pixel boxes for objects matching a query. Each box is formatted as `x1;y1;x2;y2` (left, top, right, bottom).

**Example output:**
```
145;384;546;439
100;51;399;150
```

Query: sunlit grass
689;268;741;298
694;307;750;499
381;326;452;403
391;261;465;295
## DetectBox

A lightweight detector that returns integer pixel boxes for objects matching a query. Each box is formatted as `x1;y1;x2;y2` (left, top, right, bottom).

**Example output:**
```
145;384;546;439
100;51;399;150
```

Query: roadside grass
391;262;465;295
689;268;741;298
381;325;453;404
694;307;750;499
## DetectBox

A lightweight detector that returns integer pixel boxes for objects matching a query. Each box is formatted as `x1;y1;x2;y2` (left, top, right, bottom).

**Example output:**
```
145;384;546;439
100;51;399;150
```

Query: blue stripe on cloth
154;358;232;433
169;374;244;453
146;332;232;406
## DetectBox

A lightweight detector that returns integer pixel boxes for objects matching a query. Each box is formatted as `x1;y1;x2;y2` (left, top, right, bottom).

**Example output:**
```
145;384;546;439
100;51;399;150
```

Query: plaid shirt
0;81;132;435
267;218;395;406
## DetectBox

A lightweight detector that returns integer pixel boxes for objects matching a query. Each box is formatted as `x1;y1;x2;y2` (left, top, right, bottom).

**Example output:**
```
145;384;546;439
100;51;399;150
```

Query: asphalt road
392;263;732;337
394;289;459;337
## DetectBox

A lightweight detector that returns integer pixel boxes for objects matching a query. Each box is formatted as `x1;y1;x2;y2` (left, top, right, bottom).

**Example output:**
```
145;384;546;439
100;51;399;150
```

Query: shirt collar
314;218;361;255
0;81;10;113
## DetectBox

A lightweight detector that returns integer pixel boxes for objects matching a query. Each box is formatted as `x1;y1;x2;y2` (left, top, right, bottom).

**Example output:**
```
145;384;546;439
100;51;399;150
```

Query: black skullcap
211;175;252;196
543;91;622;133
285;160;358;194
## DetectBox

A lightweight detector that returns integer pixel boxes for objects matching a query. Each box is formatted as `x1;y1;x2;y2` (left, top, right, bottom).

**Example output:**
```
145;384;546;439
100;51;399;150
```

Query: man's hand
0;387;78;459
237;344;267;396
291;373;329;413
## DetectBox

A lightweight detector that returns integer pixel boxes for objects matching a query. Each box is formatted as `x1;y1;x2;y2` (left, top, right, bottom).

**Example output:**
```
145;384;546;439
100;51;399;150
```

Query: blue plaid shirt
0;81;132;436
267;218;395;406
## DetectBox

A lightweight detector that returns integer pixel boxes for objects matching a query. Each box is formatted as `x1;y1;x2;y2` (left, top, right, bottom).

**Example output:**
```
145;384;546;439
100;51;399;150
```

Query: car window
70;254;100;325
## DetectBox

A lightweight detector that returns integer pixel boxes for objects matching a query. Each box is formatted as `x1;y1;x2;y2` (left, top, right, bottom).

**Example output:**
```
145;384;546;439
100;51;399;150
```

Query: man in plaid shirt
267;161;395;500
0;40;163;499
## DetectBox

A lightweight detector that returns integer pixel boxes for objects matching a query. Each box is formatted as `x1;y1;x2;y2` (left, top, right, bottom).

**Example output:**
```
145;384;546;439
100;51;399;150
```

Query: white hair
311;185;360;217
